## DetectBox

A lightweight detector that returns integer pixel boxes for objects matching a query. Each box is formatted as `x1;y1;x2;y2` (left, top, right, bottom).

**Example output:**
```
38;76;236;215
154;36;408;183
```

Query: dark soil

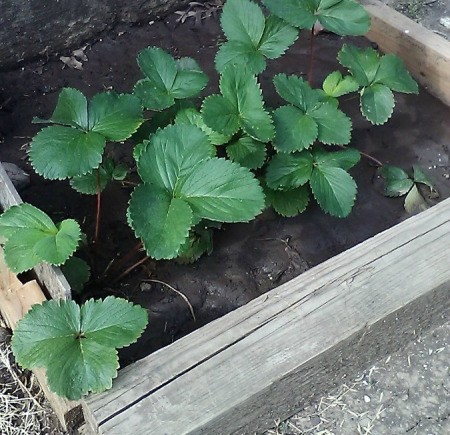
0;9;449;365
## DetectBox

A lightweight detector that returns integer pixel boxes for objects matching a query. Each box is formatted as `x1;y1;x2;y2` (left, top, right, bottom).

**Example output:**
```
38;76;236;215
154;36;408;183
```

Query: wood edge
361;0;450;106
0;254;83;431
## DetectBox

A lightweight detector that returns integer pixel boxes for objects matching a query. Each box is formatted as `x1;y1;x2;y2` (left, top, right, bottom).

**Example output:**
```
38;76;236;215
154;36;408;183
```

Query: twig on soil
113;254;150;283
142;279;196;322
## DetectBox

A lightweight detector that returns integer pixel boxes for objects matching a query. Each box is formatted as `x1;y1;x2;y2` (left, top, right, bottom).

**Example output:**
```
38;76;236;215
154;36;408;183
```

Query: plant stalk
104;241;143;277
307;26;316;86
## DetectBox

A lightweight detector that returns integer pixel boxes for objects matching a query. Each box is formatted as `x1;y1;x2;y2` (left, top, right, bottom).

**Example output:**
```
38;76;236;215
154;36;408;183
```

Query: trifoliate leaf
30;126;105;180
404;184;429;214
322;71;359;97
338;45;381;86
263;0;370;36
137;124;215;191
266;151;313;190
176;158;265;222
202;66;274;142
46;87;89;129
265;185;310;217
310;165;357;217
128;186;193;260
312;147;360;170
273;74;319;111
11;297;148;400
216;3;298;74
380;165;414;197
374;54;418;94
226;136;267;169
175;108;230;145
272;106;318;152
61;256;91;293
309;103;352;145
134;47;208;110
0;203;81;273
361;84;394;125
88;93;143;141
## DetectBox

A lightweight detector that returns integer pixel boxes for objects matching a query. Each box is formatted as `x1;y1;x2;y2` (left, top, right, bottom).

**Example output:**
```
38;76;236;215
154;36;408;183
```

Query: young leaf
0;203;81;273
61;256;91;293
216;0;298;73
263;0;370;36
175;108;231;145
11;297;148;400
265;185;310;217
310;165;357;217
128;186;193;260
322;71;359;97
202;65;274;142
360;84;395;125
379;165;414;197
266;151;313;190
338;45;380;86
134;47;208;110
226;136;267;169
412;165;436;191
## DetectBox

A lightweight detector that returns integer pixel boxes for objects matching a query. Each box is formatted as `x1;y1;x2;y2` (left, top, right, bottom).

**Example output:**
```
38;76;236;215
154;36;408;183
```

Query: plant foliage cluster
0;0;428;400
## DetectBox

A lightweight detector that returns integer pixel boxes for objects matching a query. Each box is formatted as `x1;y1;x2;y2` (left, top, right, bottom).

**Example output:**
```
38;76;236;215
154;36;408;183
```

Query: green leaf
128;186;193;260
312;147;360;170
412;165;435;191
361;84;394;125
322;71;359;97
309;103;352;145
259;15;298;59
310;165;357;217
221;0;265;47
263;0;370;36
88;93;143;141
61;256;91;293
374;54;418;94
273;74;319;111
338;44;380;86
265;185;310;217
266;151;313;190
404;184;429;214
273;106;318;152
47;88;88;129
215;41;267;75
11;297;148;400
134;47;208;110
175;108;231;145
30;126;105;179
177;226;214;264
0;204;81;273
137;124;215;191
177;158;265;222
202;66;274;142
380;165;414;197
226;136;267;169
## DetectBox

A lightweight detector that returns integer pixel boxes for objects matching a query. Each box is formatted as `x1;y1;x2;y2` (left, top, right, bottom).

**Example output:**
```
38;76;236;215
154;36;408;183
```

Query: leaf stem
339;145;383;167
94;168;102;245
307;26;316;86
104;241;143;277
113;254;150;283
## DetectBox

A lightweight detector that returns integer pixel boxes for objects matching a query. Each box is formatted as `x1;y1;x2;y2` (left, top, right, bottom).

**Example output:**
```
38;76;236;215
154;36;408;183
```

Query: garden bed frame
0;1;449;434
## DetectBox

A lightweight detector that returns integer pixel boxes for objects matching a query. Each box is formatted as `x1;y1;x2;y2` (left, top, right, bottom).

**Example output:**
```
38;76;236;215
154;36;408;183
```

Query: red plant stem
113;255;150;283
95;168;101;245
105;241;143;277
307;26;315;86
338;145;383;167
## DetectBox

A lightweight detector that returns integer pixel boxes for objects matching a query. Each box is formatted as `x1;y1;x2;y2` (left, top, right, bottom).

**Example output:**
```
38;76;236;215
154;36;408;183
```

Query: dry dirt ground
0;1;449;434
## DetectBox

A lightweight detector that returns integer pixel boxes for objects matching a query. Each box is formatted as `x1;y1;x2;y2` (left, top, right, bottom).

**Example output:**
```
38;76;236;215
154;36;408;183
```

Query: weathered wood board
84;197;450;434
362;0;450;107
0;247;83;431
0;162;72;300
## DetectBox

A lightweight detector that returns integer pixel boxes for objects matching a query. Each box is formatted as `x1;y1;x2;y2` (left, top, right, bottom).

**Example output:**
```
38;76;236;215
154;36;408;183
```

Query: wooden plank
0;247;83;431
84;198;450;434
362;0;450;106
0;162;72;300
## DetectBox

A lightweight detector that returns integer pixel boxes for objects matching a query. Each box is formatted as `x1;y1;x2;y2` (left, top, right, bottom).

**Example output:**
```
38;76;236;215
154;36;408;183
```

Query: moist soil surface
1;8;450;365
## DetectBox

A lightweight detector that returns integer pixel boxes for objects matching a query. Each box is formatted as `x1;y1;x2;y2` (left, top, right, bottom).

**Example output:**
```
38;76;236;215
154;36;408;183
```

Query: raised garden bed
0;0;449;433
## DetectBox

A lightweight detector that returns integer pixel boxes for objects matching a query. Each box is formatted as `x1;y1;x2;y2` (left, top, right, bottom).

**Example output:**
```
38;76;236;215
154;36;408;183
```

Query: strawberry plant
1;0;426;400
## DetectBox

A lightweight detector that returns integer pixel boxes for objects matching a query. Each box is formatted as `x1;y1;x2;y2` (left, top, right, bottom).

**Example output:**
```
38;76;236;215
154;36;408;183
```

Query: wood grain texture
0;247;83;430
362;0;450;106
0;162;72;300
85;198;450;434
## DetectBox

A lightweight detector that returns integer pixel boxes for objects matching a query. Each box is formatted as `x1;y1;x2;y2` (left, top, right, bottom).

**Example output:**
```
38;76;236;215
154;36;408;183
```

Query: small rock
364;395;371;403
2;162;30;191
440;17;450;30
